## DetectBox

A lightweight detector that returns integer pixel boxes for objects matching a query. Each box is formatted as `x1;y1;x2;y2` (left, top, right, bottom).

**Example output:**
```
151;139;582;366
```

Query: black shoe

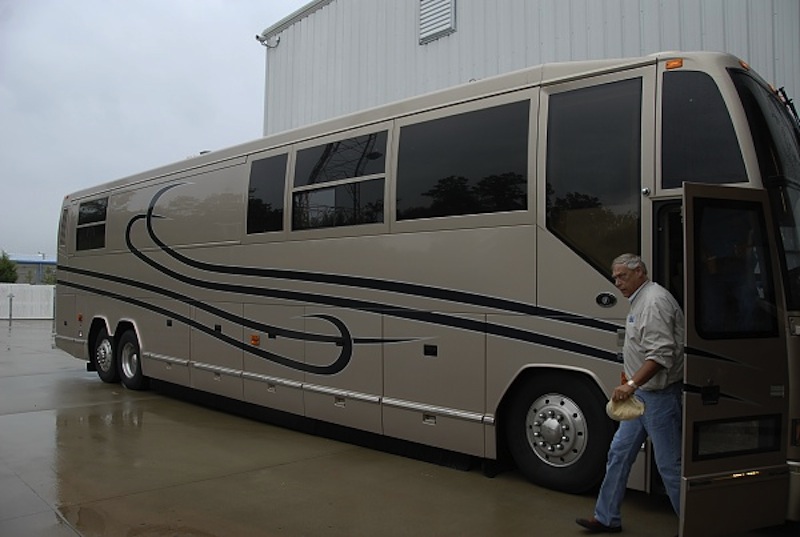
576;517;623;533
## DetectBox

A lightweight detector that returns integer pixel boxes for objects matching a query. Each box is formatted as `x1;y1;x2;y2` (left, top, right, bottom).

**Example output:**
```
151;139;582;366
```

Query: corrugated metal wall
262;0;800;136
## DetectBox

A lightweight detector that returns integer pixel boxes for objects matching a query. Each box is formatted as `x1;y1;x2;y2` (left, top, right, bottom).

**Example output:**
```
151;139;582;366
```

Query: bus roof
63;51;740;203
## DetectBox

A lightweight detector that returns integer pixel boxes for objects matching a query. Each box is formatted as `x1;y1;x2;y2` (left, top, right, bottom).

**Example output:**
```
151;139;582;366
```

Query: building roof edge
260;0;334;39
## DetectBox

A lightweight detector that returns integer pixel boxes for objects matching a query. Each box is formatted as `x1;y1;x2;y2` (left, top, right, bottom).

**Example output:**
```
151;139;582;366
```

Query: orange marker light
250;334;261;347
665;58;683;70
739;59;750;71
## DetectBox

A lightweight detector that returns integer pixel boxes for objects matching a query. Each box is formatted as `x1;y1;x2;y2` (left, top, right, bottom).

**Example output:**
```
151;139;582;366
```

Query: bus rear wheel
118;330;149;391
93;326;120;384
505;372;613;494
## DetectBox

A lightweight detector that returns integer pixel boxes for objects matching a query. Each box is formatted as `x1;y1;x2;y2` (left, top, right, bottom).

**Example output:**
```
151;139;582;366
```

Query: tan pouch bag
606;396;645;421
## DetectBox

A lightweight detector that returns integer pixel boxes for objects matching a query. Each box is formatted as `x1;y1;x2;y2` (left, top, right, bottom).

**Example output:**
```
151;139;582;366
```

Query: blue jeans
594;382;682;528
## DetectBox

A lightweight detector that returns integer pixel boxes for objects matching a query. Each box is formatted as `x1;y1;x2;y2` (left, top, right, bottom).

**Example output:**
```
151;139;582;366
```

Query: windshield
730;69;800;310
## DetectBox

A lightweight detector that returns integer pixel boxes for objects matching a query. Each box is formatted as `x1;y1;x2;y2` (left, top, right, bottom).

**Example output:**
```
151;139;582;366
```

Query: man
576;254;685;533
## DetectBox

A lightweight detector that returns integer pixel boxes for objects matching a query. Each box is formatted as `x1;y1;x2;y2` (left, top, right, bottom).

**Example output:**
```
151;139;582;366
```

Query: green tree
0;251;18;283
42;267;57;285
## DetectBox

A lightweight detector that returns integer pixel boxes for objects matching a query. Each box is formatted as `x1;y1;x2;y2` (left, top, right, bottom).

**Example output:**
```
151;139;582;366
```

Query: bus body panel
242;303;306;415
54;51;799;522
189;304;244;401
304;308;383;434
137;299;191;385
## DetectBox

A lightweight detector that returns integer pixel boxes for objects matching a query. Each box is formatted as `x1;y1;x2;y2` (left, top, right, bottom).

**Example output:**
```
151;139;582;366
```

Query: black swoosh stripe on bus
139;183;619;333
60;279;354;375
58;264;617;364
58;264;401;347
123;213;617;360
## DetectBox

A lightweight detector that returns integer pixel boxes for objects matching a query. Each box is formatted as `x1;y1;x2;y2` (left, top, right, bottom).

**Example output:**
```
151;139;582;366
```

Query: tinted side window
546;78;642;275
396;100;529;220
292;131;387;231
76;198;108;251
58;208;69;249
295;132;387;187
292;179;384;230
662;71;747;189
247;154;287;234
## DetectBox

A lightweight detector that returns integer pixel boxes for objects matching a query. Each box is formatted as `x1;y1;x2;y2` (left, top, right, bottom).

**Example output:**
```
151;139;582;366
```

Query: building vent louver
419;0;456;45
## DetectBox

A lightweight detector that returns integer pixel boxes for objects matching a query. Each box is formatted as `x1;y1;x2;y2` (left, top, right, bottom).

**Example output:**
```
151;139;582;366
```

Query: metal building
8;254;56;285
259;0;800;136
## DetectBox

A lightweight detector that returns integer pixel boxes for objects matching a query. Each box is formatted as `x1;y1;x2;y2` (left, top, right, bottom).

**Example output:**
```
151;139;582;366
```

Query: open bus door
681;183;790;536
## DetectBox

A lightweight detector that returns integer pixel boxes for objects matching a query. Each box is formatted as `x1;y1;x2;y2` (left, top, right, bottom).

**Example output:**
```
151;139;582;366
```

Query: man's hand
612;383;636;402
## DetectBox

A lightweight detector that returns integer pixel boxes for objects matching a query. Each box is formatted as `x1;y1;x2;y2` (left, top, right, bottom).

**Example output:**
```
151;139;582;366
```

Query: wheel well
114;321;136;348
87;318;109;360
87;320;137;360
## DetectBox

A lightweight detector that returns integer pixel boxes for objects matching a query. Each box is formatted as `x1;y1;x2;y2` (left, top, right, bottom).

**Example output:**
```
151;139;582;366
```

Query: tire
505;371;614;494
118;330;149;391
93;326;120;383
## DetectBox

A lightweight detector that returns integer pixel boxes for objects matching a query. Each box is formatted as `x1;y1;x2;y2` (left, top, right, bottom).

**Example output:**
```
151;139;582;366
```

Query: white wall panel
775;0;800;98
0;284;54;320
620;0;642;55
679;0;703;51
261;0;800;136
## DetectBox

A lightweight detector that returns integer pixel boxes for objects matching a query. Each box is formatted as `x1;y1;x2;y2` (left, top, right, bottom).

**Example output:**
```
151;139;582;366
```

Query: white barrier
0;284;54;319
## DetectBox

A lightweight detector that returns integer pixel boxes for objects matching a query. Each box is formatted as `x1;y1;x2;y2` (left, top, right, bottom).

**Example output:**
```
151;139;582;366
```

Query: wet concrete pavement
1;320;797;537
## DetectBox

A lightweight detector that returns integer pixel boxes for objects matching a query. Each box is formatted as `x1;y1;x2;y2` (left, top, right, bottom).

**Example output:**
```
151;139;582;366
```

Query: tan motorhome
56;52;800;535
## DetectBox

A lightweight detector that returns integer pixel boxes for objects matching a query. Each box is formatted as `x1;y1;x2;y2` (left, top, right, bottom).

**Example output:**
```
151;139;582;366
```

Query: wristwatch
626;379;638;389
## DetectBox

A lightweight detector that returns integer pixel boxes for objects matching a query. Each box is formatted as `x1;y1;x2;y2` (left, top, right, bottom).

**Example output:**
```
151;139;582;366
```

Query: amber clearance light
665;58;684;70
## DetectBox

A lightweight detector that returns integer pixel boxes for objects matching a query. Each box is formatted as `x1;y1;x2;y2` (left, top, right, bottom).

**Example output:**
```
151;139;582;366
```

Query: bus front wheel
505;372;613;494
93;326;120;384
118;330;149;391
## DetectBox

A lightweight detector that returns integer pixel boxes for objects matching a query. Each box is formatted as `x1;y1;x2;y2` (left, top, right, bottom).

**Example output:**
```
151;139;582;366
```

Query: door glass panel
693;198;779;338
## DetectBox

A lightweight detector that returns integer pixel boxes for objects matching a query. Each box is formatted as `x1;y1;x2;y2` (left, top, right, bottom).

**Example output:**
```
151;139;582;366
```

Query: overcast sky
0;0;309;259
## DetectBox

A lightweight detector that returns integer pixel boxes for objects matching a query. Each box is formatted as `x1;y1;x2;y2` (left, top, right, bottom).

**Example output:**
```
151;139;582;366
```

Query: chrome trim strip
382;397;485;423
304;383;381;404
242;371;302;389
137;358;487;421
685;464;790;489
144;352;189;367
54;335;84;345
191;362;241;377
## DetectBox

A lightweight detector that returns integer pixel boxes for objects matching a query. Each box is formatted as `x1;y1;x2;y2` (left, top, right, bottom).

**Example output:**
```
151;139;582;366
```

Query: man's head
611;254;648;298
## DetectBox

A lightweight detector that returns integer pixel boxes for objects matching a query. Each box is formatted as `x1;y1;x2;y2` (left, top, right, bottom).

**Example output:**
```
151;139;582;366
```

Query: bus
55;51;799;535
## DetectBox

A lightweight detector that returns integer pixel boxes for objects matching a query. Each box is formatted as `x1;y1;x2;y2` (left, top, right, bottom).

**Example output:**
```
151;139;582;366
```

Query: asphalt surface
1;320;797;536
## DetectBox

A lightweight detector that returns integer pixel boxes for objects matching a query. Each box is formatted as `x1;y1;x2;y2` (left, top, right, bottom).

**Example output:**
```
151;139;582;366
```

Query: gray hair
612;253;648;274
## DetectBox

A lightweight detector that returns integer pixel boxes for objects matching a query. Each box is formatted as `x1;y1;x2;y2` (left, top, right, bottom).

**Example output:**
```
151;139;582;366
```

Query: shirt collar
628;280;651;303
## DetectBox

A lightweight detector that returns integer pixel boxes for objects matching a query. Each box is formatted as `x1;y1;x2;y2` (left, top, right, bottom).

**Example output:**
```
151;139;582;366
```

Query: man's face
612;263;647;298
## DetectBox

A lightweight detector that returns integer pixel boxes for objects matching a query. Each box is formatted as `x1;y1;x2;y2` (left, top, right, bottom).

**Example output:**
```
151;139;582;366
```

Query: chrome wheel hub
525;393;588;467
120;342;139;379
95;339;113;373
